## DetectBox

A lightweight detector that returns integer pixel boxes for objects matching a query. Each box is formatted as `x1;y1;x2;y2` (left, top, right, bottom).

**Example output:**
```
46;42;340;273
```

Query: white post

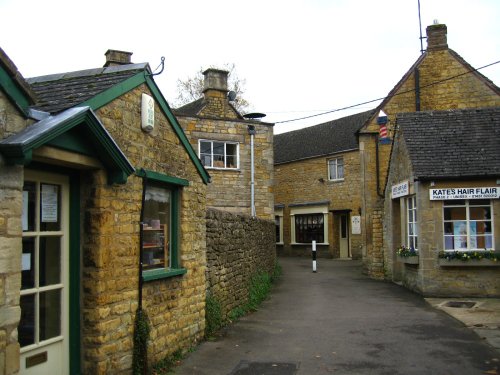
312;240;317;273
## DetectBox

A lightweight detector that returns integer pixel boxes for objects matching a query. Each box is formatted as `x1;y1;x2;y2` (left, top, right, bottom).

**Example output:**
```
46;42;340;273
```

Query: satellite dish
228;91;237;101
243;112;266;120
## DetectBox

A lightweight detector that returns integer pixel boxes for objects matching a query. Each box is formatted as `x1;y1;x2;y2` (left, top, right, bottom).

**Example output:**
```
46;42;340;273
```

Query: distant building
175;69;275;220
385;108;500;296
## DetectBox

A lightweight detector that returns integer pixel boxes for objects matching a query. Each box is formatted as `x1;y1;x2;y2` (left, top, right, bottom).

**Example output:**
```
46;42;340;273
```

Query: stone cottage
0;48;209;375
273;110;374;259
385;108;500;296
358;23;500;279
175;69;275;220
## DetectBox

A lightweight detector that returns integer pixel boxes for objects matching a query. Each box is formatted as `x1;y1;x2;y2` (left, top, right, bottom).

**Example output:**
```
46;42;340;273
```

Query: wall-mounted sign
41;184;58;222
391;180;409;199
141;93;155;132
351;216;361;235
430;187;499;200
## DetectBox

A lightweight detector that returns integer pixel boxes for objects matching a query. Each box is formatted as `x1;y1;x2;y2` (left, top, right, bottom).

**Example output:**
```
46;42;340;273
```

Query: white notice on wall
351;216;361;235
41;184;58;223
22;190;29;231
391;180;409;199
22;253;31;271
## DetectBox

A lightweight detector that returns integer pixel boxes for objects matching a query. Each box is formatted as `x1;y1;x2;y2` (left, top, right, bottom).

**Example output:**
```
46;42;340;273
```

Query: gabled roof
24;62;210;184
397;107;500;180
174;97;244;120
274;109;375;165
0;106;134;184
360;48;500;132
0;47;35;116
27;64;148;113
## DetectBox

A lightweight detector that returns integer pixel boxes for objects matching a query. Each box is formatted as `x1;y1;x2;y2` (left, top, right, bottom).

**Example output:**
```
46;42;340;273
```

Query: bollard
312;240;317;273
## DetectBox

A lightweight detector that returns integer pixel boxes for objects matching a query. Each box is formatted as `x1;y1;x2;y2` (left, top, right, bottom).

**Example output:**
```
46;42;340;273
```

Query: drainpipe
247;125;256;217
415;68;421;111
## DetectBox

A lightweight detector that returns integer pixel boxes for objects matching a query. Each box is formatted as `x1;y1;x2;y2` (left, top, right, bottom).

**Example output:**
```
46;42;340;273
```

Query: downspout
415;68;421;111
247;125;256;217
375;134;384;198
138;169;147;309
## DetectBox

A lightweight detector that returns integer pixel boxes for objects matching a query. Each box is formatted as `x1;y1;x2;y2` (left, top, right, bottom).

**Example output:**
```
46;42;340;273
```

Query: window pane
200;154;212;167
213;142;224;156
444;207;466;220
200;141;212;154
22;237;35;290
19;294;35;347
226;155;237;168
470;206;491;220
40;289;61;341
23;181;36;232
337;163;344;179
39;236;61;286
143;185;171;270
444;222;453;235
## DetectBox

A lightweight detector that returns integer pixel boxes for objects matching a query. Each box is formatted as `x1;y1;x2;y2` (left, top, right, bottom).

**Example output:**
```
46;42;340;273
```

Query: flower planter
398;256;419;265
438;259;500;267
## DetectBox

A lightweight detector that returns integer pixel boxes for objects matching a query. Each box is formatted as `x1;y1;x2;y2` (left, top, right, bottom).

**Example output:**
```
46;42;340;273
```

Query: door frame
338;212;351;258
22;166;81;374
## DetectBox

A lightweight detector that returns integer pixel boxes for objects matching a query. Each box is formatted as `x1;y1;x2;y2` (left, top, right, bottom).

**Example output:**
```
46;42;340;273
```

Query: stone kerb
205;208;276;318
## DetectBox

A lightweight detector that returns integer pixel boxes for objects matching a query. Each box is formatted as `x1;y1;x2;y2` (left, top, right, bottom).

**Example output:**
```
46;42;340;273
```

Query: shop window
295;214;325;243
443;199;493;251
407;196;418;251
199;140;239;169
139;170;187;281
328;157;344;181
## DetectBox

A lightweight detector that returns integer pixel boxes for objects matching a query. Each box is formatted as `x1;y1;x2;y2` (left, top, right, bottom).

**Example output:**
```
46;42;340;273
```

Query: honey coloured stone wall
178;115;274;220
205;208;276;318
274;150;363;259
360;35;500;279
79;84;207;374
0;90;30;375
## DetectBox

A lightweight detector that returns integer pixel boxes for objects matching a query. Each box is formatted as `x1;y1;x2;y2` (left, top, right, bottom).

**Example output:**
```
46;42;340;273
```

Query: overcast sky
1;0;499;134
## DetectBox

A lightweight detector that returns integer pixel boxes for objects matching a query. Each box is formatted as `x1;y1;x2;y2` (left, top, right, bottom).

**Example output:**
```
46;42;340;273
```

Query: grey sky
1;0;498;133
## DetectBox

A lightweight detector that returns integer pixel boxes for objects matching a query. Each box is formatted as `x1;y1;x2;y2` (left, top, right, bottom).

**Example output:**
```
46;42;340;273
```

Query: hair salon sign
430;187;499;200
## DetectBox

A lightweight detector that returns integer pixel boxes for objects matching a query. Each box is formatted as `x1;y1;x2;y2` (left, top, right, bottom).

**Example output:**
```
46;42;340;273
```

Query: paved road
174;258;500;374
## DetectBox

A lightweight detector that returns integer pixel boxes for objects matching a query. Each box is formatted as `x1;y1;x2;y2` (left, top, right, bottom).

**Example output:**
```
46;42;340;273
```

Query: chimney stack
104;49;133;67
426;24;448;51
203;69;229;95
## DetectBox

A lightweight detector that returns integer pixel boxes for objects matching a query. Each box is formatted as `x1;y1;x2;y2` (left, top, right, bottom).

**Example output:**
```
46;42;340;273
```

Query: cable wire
275;60;500;124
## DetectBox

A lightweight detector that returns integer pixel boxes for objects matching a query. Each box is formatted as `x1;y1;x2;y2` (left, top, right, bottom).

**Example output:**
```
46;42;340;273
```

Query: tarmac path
173;257;500;375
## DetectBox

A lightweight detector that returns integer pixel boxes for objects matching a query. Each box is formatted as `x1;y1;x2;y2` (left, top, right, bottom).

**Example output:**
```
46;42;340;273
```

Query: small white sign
22;190;29;231
351;216;361;235
391;180;409;199
22;253;31;271
430;187;500;200
141;93;155;132
41;184;58;223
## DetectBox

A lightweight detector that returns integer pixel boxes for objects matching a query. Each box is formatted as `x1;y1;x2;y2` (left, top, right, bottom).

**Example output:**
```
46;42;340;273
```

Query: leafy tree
173;63;251;113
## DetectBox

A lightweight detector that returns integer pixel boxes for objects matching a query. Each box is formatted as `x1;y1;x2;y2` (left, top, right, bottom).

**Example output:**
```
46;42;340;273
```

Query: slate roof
26;63;149;113
397;107;500;180
274;109;375;164
174;98;205;116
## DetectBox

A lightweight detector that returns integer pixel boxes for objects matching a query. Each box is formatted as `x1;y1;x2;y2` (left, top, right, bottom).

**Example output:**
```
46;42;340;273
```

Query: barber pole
312;240;317;273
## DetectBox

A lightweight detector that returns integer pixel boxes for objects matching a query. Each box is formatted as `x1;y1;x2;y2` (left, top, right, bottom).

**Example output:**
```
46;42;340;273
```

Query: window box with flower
396;245;419;265
438;250;500;267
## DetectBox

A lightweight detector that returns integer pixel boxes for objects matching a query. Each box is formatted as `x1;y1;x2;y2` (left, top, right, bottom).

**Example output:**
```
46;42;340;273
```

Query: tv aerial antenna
418;0;426;54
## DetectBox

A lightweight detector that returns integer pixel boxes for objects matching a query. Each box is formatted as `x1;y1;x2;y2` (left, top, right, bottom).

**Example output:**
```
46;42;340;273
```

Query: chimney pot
104;49;133;67
426;24;448;51
203;68;229;94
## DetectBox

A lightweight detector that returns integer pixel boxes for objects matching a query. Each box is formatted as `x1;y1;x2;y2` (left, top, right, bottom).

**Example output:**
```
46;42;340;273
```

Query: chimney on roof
104;49;133;67
203;68;229;96
426;23;448;51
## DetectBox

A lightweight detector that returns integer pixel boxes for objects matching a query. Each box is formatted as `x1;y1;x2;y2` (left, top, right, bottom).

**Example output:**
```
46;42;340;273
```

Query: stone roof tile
274;109;375;164
397;107;500;180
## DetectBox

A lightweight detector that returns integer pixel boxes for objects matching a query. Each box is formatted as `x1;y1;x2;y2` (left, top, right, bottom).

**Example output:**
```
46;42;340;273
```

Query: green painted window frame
138;170;186;282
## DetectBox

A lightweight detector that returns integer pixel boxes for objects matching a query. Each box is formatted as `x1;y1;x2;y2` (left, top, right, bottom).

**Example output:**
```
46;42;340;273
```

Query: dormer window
199;140;239;169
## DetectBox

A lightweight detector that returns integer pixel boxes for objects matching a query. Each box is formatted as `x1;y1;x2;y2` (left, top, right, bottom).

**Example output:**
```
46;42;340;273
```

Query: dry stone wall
205;208;276;318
